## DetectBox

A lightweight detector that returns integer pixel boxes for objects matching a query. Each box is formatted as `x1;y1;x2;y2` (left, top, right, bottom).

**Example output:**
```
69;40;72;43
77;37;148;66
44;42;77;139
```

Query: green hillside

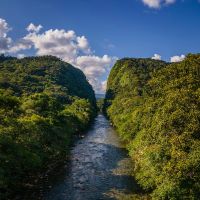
105;54;200;199
0;55;96;198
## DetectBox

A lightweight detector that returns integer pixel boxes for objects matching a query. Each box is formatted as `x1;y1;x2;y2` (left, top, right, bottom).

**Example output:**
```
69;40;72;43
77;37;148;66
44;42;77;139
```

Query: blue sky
0;0;200;93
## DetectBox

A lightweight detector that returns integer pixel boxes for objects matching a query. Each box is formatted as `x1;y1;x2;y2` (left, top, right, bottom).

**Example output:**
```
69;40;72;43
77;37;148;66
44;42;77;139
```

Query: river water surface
39;114;141;200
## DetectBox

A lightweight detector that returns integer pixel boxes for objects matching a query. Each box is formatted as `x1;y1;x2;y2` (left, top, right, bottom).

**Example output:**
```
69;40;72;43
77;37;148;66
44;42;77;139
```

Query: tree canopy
0;55;96;199
105;54;200;199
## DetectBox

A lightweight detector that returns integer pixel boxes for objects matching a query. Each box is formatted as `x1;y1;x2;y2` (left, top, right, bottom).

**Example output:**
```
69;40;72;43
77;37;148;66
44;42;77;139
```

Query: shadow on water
19;114;146;200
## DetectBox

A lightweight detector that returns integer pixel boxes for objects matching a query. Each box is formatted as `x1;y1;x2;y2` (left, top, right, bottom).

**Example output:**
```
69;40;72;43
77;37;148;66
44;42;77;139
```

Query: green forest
1;53;200;200
104;54;200;199
0;55;96;199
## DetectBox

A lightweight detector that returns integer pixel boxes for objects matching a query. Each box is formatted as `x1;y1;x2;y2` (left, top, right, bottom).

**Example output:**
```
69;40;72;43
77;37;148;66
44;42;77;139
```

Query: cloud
76;55;113;76
26;23;43;33
24;29;77;63
170;54;185;62
88;79;108;94
17;53;25;59
75;55;117;92
77;36;91;54
0;18;12;53
23;29;93;63
101;80;107;93
142;0;176;8
0;18;116;93
0;19;32;53
152;53;161;60
8;39;32;53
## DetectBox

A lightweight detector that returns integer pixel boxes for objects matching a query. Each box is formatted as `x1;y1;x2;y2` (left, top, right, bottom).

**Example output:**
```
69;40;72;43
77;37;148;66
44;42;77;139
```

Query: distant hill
95;93;105;99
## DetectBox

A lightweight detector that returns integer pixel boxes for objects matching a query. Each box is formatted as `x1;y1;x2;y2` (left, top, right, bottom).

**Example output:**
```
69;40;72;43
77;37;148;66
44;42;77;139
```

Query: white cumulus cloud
0;19;32;53
24;29;80;63
77;36;91;54
0;18;12;53
152;53;161;60
170;54;185;62
75;55;117;92
8;39;32;53
101;80;107;93
142;0;176;8
26;23;43;33
76;55;113;77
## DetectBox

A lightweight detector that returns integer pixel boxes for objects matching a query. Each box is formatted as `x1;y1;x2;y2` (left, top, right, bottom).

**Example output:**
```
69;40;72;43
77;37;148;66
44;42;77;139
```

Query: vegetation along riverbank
0;55;96;199
104;54;200;199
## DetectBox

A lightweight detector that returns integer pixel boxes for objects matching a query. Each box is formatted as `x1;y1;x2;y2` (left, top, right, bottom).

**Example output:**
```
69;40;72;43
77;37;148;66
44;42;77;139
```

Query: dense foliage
0;55;96;198
105;54;200;199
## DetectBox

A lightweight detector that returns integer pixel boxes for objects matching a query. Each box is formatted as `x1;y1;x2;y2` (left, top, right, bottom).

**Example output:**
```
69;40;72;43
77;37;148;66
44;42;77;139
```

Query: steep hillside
104;58;167;131
0;55;96;198
105;54;200;199
0;55;95;104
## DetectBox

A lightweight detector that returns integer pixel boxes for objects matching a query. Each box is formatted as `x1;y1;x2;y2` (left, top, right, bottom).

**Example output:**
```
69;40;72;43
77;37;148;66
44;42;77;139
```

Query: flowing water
23;114;142;200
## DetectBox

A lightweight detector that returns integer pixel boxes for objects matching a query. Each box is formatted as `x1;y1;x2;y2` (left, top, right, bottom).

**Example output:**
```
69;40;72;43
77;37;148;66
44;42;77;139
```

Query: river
23;114;142;200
